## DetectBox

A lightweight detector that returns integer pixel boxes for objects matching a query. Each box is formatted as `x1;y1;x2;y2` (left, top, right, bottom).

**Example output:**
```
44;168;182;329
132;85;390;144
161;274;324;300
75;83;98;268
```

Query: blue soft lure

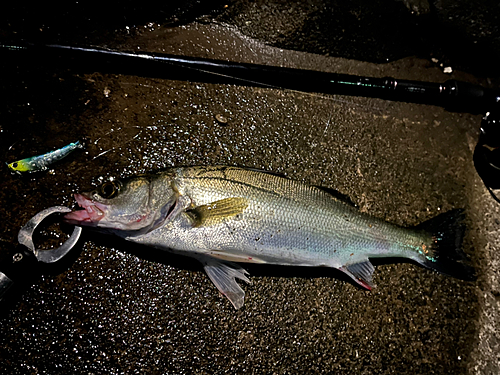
7;141;83;173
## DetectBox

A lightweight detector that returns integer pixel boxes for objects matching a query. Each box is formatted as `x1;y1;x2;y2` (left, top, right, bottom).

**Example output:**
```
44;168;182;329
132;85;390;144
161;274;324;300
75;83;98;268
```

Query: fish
7;141;83;173
64;166;476;309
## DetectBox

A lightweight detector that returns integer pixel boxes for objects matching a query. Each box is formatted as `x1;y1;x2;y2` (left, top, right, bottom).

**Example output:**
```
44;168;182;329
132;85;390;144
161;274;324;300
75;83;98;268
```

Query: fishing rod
2;42;500;196
3;42;499;112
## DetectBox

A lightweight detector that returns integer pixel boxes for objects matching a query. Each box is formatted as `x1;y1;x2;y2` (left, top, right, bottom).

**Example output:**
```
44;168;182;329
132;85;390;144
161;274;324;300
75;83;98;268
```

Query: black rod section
3;43;499;112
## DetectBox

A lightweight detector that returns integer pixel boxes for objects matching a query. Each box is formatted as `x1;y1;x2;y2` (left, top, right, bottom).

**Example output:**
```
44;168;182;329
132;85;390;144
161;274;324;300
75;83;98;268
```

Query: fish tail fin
415;209;476;281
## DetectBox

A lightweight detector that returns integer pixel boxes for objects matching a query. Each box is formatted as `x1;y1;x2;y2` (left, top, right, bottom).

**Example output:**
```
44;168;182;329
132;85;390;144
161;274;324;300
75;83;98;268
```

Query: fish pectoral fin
200;257;251;309
186;197;248;227
341;260;376;290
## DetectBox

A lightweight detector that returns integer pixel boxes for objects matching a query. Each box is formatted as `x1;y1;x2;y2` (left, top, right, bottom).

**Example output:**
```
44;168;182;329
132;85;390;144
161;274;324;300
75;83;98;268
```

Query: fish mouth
64;193;107;225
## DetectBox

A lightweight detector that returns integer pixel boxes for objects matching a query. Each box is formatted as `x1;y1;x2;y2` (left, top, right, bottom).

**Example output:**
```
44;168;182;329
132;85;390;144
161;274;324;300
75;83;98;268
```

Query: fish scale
173;167;421;263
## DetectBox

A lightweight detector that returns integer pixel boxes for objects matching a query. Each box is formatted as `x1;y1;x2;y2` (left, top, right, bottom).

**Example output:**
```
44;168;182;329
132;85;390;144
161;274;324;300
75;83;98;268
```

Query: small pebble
215;114;228;124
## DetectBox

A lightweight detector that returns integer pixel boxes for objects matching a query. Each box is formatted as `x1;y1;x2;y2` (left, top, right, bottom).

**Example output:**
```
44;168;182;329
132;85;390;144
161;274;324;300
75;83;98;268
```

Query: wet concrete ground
0;6;499;375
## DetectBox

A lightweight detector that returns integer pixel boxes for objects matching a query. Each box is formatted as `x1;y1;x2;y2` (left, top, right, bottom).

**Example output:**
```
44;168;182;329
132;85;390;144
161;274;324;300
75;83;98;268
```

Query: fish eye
12;162;18;168
99;181;120;199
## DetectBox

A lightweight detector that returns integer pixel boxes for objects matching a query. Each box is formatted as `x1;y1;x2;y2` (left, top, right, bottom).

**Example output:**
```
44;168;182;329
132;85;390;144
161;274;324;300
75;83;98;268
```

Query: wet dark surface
3;0;500;75
219;0;500;76
0;2;499;374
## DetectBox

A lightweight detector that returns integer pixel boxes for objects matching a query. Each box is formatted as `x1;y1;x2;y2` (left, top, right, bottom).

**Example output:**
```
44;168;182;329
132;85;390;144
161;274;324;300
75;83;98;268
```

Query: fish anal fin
342;260;376;290
187;197;248;227
201;258;251;309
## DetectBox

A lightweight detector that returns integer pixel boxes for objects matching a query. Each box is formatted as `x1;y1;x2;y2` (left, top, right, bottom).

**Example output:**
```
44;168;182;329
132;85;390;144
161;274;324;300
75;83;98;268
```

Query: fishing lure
7;141;83;173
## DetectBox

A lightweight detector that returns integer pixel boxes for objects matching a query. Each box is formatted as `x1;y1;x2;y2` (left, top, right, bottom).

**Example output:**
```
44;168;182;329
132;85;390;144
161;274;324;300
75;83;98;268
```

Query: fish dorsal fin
186;197;248;227
342;260;376;290
200;257;251;309
314;186;358;208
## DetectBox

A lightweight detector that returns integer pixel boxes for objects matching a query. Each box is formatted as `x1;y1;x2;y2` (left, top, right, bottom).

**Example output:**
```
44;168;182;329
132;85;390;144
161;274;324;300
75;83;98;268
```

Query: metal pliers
0;206;82;304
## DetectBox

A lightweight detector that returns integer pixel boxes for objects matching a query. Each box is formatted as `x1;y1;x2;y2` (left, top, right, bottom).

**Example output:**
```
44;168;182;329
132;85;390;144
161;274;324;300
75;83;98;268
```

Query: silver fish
65;166;475;308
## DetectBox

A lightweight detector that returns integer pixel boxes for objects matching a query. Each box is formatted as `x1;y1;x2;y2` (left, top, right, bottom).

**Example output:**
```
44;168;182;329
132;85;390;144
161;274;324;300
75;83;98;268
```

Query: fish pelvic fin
187;197;248;227
415;209;476;281
341;260;376;290
199;256;251;309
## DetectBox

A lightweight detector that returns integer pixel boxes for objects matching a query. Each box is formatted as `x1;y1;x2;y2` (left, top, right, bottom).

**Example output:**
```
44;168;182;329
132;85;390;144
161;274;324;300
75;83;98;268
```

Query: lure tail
415;209;476;281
